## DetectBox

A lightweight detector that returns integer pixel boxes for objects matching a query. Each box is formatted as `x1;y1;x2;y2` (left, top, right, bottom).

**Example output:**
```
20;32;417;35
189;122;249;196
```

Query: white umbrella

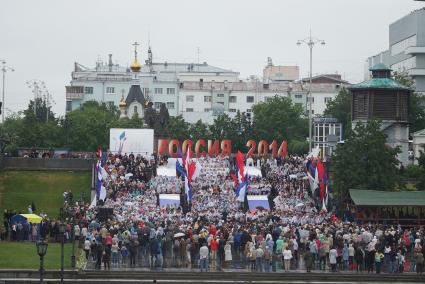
295;202;304;208
174;232;185;238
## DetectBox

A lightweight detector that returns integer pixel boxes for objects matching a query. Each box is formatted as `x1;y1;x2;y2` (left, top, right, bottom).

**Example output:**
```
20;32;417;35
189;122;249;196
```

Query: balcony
405;46;425;55
66;86;84;100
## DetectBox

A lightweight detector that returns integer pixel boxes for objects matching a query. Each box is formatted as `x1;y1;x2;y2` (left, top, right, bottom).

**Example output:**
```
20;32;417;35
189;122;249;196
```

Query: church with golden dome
119;42;146;120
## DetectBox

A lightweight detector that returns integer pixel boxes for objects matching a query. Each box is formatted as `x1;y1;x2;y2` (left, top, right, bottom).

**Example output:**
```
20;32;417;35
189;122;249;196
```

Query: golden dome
130;59;141;72
119;95;127;107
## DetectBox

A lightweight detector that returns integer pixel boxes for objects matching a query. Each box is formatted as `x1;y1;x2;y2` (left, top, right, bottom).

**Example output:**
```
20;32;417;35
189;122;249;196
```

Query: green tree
24;98;55;123
252;96;308;150
209;114;238;143
332;120;401;198
65;101;118;151
393;71;425;133
0;114;22;155
1;98;64;149
166;115;189;141
323;88;351;137
188;120;211;142
229;111;253;152
111;112;144;129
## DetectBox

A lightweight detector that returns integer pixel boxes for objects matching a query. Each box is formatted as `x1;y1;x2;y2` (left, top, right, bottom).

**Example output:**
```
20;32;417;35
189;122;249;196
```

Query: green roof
369;63;391;71
350;78;411;91
349;189;425;206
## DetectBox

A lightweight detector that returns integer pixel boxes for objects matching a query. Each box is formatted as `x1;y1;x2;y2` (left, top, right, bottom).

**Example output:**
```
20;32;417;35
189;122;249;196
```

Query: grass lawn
0;171;91;221
0;241;74;269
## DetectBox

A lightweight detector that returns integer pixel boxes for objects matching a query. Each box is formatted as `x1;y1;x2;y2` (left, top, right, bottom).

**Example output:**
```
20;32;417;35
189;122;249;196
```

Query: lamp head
321;41;326;46
296;41;301;46
36;239;48;257
58;223;66;233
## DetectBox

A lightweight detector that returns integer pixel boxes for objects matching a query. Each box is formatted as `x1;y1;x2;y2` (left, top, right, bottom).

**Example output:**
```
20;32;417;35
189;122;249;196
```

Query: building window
167;102;175;109
229;109;236;112
186;95;194;102
134;106;138;113
217;102;224;105
106;87;115;94
66;101;72;112
295;103;303;108
204;108;211;112
324;97;332;103
204;96;212;102
246;109;252;113
143;88;150;95
155;88;163;94
186;108;194;112
246;96;254;103
307;97;314;103
154;102;162;109
217;93;224;98
265;97;272;102
167;88;175;95
107;101;114;107
84;87;93;94
295;94;303;99
229;96;237;103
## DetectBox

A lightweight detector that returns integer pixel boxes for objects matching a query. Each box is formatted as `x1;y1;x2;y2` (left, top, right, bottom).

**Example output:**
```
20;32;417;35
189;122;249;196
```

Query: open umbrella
174;232;185;238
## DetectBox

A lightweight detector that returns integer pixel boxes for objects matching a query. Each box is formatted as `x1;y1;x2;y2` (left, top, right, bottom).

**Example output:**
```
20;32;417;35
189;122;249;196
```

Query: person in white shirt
200;244;209;272
282;248;292;271
84;238;91;260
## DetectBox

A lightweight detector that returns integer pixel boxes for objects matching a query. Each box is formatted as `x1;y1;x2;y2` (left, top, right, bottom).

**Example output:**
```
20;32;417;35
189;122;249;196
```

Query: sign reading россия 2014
157;139;287;158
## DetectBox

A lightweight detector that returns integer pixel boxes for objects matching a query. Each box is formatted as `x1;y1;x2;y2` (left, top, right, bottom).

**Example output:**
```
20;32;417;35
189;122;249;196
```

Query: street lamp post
71;217;76;269
1;60;14;123
58;223;66;284
36;238;48;284
297;31;325;152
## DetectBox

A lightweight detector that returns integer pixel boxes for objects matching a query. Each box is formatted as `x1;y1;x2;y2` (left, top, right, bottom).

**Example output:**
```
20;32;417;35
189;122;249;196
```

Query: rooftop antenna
108;54;113;72
197;47;200;71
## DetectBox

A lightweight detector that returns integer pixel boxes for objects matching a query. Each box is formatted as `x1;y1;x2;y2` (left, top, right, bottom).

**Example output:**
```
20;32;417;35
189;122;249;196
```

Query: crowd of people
1;151;424;275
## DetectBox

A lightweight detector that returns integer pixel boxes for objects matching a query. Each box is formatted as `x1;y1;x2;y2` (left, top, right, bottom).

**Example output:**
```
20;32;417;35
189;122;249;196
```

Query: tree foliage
332;120;401;198
1;96;310;155
323;88;351;137
252;96;308;145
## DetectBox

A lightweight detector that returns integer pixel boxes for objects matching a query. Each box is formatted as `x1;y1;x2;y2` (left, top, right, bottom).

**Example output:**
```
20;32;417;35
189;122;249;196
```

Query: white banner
109;128;154;155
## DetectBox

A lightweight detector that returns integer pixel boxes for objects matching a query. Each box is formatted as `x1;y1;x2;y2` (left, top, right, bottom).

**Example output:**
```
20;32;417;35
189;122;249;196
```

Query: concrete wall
0;157;96;171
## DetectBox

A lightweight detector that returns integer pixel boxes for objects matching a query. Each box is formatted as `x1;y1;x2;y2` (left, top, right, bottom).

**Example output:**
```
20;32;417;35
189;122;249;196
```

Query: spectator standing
414;251;424;274
304;247;313;272
282;248;292;272
200;243;209;272
329;247;337;272
374;250;384;274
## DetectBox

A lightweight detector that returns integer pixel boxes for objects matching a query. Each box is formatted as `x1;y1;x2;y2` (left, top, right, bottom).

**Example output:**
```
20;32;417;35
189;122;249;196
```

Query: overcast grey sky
1;0;424;116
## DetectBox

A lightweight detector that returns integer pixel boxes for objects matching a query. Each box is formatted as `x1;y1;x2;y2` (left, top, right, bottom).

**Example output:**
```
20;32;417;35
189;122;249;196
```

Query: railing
66;92;84;99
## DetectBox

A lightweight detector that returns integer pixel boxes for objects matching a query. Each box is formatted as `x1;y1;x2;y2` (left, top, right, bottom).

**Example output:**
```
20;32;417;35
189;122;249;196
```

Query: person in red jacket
105;232;113;246
210;236;218;270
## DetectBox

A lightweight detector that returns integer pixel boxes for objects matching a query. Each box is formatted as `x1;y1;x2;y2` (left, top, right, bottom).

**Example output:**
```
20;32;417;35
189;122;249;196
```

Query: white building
66;48;350;123
66;48;239;117
179;77;350;123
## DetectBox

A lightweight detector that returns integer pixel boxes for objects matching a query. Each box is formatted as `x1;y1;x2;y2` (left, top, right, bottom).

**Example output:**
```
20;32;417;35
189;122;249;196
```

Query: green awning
349;189;425;206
